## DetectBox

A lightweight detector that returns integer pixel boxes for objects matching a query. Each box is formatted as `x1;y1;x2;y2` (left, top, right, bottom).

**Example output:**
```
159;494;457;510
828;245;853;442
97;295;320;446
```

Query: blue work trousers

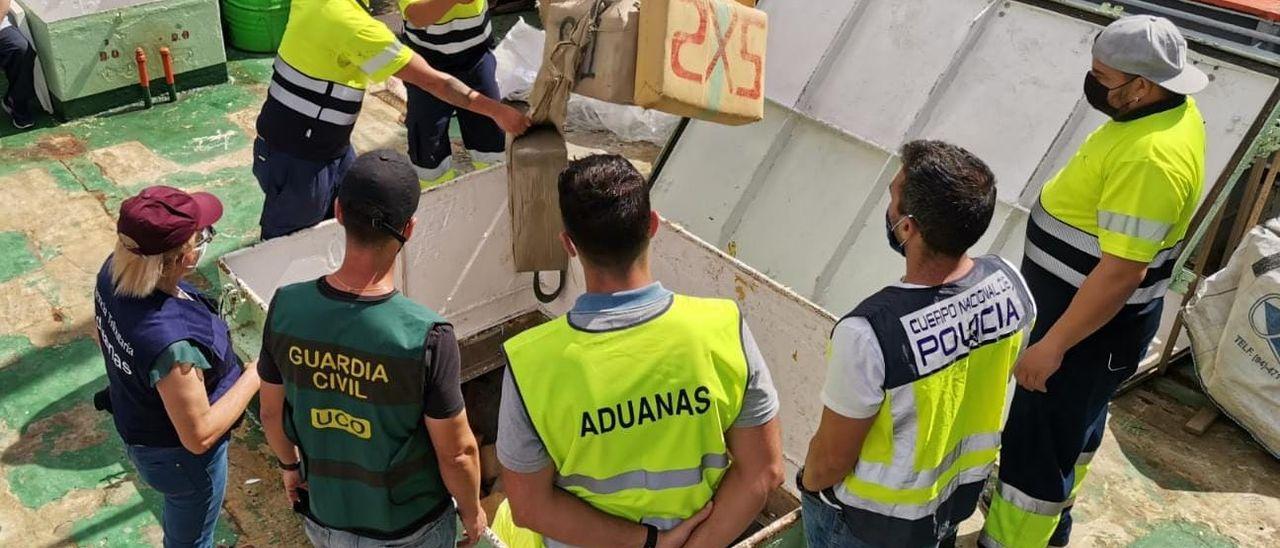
405;51;504;178
252;137;356;240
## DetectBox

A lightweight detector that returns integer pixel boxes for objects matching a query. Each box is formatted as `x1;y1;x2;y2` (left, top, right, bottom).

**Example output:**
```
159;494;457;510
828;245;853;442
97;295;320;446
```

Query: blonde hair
110;235;194;298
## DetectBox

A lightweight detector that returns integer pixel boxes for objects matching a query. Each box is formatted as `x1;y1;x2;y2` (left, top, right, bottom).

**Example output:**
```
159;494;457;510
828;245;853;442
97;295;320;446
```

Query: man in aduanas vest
494;154;785;548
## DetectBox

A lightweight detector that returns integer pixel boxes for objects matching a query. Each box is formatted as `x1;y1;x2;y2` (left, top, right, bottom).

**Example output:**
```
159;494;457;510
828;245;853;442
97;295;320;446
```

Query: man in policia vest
493;154;785;548
257;150;487;547
253;0;529;240
799;140;1037;548
982;16;1207;548
399;0;505;187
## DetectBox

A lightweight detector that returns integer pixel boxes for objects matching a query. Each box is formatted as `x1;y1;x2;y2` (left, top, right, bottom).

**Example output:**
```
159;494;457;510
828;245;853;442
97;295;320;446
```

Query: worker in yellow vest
800;141;1036;548
253;0;529;239
493;154;784;548
982;15;1207;548
399;0;503;187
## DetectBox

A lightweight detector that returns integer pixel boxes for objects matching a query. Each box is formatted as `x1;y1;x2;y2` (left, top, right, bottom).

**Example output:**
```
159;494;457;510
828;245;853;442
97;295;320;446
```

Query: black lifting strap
534;270;566;304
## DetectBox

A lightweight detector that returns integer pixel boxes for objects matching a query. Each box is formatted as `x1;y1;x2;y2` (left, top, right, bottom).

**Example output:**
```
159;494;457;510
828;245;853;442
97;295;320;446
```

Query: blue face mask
885;211;911;257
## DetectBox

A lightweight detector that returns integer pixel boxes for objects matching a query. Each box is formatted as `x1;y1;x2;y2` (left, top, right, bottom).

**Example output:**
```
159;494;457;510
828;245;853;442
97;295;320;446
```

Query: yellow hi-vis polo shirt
257;0;414;161
1025;96;1205;307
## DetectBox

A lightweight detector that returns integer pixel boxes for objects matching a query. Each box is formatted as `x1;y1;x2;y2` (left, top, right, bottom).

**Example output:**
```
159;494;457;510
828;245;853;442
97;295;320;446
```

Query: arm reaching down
157;357;260;455
427;411;485;547
259;381;307;504
683;419;785;548
1014;253;1147;391
394;54;530;136
802;408;876;491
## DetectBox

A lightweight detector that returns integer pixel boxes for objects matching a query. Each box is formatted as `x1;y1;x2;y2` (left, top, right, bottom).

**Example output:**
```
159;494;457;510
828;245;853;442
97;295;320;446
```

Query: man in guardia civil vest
258;150;487;547
800;140;1037;548
493;154;785;548
399;0;505;187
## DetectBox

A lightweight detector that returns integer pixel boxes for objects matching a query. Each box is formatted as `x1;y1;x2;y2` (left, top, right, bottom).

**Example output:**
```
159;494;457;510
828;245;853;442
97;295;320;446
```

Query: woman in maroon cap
91;186;261;548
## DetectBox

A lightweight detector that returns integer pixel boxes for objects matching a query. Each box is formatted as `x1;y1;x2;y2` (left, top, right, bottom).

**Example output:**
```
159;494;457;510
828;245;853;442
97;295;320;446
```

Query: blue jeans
802;491;958;548
303;506;458;548
126;438;229;548
803;491;868;548
252;136;356;240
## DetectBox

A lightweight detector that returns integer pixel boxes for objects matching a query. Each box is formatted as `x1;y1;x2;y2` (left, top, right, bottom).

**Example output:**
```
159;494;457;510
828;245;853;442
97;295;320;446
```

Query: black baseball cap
337;150;420;243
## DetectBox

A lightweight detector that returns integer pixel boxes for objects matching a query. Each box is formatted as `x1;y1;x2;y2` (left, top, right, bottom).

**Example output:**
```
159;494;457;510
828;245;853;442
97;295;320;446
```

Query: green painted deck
0;18;1277;548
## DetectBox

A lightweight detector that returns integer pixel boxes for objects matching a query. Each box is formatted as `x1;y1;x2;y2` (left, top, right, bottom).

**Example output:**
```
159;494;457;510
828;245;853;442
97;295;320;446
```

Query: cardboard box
542;0;641;105
634;0;767;125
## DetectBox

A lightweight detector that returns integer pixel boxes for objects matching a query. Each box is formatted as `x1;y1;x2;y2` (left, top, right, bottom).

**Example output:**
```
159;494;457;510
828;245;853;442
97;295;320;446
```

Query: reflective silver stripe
317;108;358;126
1025;240;1171;305
851;432;1000;490
995;480;1069;516
404;22;492;54
361;42;406;76
1030;200;1101;257
834;464;992;520
1024;240;1087;286
1077;451;1096;466
555;453;729;495
274;58;365;103
269;83;321;118
468;149;505;165
1032;199;1181;269
641;517;684;530
414;157;453;182
1098;210;1172;243
269;84;359;126
329;82;364;102
274;57;328;94
978;531;1008;548
418;12;487;35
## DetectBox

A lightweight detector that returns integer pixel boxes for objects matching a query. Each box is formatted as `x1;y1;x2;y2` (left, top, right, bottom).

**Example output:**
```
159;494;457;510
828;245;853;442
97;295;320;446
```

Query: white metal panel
401;168;540;339
1174;56;1275;196
804;0;994;149
655;0;1280;329
219;221;349;308
728;122;893;296
760;0;861;108
918;2;1097;201
651;102;793;242
816;191;901;312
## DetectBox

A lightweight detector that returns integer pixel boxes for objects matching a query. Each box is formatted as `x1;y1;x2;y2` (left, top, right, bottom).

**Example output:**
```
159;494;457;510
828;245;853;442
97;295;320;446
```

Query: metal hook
533;271;566;304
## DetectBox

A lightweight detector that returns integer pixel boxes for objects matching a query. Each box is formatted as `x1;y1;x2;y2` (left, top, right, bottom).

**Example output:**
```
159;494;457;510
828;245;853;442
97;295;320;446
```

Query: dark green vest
266;279;449;535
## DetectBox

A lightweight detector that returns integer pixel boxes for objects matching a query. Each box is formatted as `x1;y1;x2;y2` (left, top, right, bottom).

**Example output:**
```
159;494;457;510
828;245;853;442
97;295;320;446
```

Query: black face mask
1084;72;1137;120
885;211;908;257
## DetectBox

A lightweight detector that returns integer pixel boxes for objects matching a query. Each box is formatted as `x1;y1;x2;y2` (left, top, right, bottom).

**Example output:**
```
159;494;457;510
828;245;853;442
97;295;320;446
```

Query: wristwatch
642;523;658;548
278;458;300;471
795;467;816;495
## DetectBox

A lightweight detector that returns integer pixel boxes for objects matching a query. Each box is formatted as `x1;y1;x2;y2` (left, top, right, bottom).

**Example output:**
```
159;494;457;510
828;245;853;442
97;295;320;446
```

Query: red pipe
135;48;152;108
159;47;177;102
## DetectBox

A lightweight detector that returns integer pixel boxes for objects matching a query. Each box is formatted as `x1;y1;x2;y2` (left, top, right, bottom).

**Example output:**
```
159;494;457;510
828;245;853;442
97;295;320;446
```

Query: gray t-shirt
497;283;780;473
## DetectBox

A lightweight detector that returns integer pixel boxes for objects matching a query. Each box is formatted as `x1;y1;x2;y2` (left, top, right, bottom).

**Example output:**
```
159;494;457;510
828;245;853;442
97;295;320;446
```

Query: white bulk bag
1184;219;1280;457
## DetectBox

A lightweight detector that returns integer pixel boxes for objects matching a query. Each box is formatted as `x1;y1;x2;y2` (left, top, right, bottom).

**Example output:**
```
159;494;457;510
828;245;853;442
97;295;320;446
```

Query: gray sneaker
2;97;35;129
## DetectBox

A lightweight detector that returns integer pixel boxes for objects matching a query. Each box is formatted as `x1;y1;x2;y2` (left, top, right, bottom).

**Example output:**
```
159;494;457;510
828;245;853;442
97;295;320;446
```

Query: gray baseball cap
1093;15;1208;95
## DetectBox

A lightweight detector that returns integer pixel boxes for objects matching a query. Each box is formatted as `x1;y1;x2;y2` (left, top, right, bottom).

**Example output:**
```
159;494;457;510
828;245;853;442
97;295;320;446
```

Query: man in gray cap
982;15;1207;548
